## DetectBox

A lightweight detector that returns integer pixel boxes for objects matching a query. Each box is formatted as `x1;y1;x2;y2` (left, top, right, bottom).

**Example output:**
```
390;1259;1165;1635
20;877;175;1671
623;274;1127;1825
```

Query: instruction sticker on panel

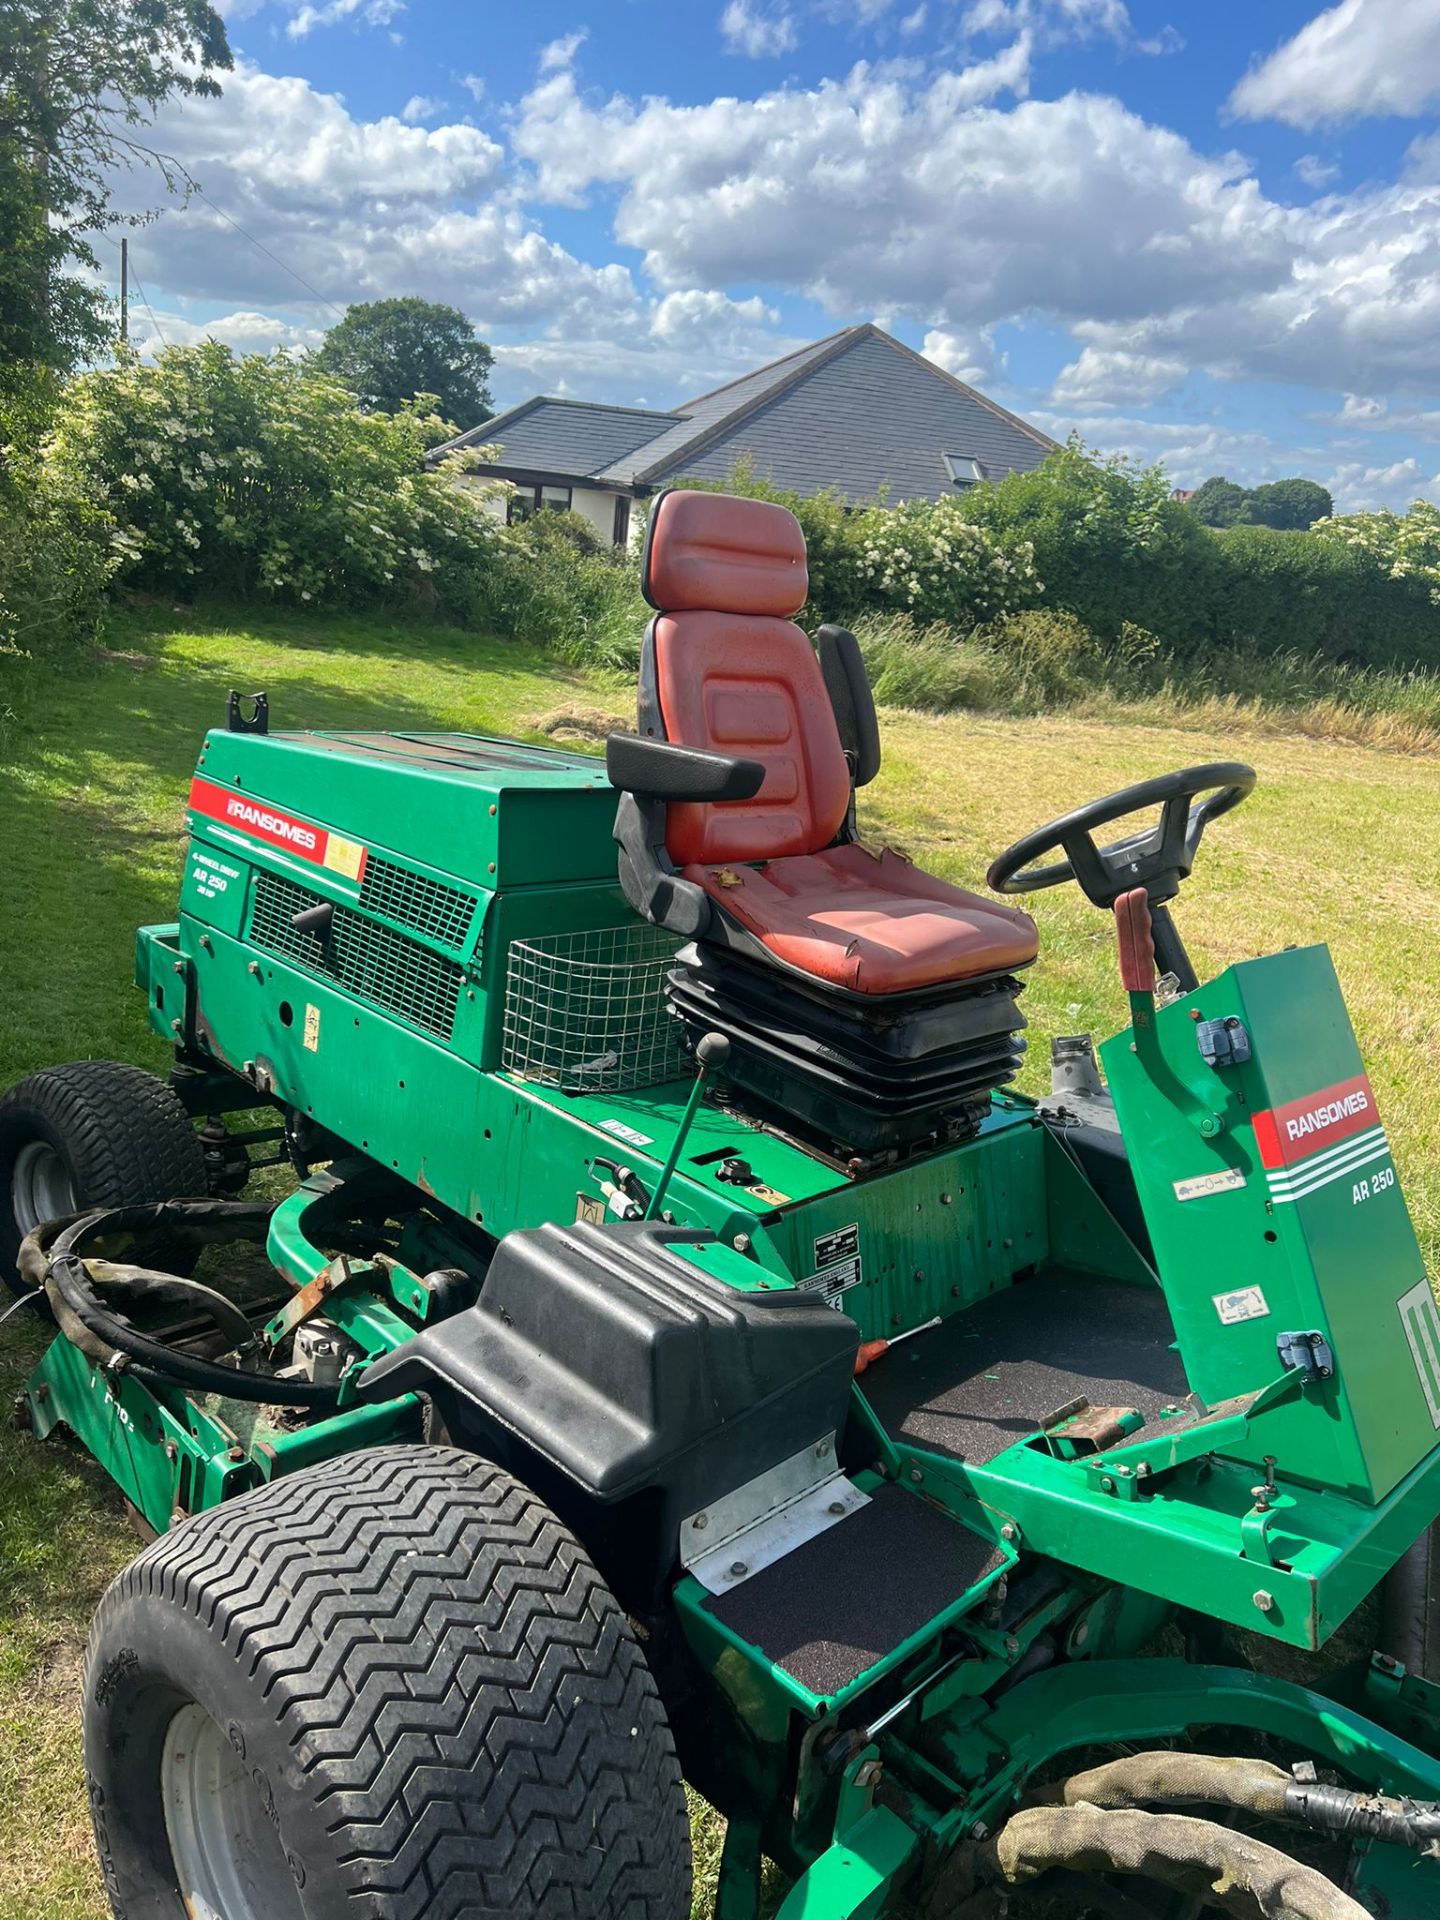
802;1223;862;1308
1174;1168;1247;1203
303;1003;321;1052
1213;1285;1269;1326
598;1118;653;1148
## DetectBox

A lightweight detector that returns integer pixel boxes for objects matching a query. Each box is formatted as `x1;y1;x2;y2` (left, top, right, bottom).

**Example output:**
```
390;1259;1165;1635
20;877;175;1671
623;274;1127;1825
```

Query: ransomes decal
1251;1072;1393;1206
188;777;367;881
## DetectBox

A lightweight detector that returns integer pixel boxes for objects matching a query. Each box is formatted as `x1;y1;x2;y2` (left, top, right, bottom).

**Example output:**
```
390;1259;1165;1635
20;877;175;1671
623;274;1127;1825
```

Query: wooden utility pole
120;237;129;343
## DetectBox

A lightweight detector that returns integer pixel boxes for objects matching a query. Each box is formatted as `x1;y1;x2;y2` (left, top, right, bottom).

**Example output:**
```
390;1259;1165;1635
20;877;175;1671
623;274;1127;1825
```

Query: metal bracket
226;689;269;734
1276;1329;1335;1381
1196;1015;1251;1068
682;1432;869;1595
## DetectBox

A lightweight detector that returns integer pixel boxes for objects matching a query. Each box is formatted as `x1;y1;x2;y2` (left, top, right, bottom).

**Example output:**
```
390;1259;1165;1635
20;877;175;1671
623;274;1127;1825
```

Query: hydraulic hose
979;1803;1368;1920
1036;1748;1440;1857
20;1204;341;1410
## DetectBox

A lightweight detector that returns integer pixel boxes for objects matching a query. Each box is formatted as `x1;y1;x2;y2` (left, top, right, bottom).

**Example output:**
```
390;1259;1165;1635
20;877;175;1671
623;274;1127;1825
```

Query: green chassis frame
19;719;1440;1918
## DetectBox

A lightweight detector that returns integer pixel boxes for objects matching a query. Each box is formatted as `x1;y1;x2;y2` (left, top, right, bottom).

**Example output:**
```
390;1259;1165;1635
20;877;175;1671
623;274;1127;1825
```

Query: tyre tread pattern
88;1446;692;1919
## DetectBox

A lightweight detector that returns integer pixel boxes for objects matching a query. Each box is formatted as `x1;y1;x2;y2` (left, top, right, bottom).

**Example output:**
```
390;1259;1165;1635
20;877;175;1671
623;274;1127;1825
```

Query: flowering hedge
846;493;1041;626
42;343;504;611
1312;501;1440;605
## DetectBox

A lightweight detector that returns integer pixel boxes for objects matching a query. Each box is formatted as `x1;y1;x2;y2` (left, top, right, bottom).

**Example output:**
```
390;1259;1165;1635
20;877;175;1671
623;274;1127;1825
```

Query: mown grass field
4;607;1440;1916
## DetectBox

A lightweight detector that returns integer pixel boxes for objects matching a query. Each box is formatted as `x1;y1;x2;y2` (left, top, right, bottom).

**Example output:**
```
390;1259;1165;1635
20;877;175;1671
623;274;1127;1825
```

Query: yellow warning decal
324;835;366;881
303;1004;321;1052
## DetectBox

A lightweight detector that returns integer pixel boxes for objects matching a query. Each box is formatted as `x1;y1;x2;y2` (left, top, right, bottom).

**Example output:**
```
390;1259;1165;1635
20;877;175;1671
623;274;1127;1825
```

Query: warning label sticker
597;1118;653;1148
802;1223;862;1308
1174;1167;1247;1203
1213;1285;1269;1326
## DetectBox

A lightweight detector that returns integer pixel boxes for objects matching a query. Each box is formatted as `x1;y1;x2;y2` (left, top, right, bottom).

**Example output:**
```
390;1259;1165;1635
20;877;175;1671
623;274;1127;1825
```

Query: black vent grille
250;871;463;1040
360;856;477;952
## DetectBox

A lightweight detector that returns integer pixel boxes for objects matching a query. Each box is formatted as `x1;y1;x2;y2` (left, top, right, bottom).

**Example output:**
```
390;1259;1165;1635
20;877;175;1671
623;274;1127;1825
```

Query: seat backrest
640;491;851;867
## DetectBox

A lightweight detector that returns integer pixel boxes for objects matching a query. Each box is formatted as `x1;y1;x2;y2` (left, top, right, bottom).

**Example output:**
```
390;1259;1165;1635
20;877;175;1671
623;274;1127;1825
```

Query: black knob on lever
695;1032;731;1073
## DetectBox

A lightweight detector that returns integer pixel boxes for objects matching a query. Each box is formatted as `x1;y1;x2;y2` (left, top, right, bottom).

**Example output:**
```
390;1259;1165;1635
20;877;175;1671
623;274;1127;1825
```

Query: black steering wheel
986;762;1256;910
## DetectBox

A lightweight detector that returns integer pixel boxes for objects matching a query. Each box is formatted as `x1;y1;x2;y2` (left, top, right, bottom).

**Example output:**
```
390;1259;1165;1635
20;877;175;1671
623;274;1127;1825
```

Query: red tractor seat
683;843;1039;995
607;489;1037;1153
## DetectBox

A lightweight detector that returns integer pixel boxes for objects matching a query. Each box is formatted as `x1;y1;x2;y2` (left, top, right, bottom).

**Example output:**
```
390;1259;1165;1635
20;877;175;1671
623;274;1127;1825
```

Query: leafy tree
315;298;495;428
0;0;232;372
1187;473;1334;531
1187;475;1248;528
1241;477;1334;530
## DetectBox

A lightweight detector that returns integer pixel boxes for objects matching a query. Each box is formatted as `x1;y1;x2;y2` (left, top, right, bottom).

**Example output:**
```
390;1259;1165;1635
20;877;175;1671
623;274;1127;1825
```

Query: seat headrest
642;489;808;617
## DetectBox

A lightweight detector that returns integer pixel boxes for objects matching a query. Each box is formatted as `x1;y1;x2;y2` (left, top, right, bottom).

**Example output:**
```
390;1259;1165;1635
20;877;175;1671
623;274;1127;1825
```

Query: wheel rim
161;1702;304;1920
10;1140;78;1236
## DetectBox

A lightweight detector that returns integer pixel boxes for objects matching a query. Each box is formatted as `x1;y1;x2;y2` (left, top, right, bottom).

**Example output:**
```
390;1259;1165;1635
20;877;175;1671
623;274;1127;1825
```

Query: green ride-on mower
7;489;1440;1920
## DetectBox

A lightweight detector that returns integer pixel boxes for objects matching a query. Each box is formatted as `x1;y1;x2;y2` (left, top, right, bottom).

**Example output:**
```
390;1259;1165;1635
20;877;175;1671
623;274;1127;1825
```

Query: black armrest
606;733;765;803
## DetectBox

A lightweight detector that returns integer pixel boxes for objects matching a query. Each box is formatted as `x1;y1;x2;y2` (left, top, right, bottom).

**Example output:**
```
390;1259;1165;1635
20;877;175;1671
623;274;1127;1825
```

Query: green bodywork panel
1102;946;1440;1503
24;724;1440;1917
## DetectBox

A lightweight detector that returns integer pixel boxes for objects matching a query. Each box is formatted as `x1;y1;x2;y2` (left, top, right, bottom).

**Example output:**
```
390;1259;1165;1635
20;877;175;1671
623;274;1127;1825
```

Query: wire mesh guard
501;925;686;1092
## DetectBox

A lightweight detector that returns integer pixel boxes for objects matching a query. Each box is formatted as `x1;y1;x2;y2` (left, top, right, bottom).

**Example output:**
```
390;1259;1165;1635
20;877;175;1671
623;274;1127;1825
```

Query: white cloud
921;325;1000;386
1294;153;1339;189
900;6;927;35
539;30;588;73
511;57;1440;398
401;95;444;124
286;0;403;37
459;73;486;102
962;0;1134;48
127;307;326;360
1230;0;1440;129
721;0;798;57
1050;345;1189;408
1322;457;1440;513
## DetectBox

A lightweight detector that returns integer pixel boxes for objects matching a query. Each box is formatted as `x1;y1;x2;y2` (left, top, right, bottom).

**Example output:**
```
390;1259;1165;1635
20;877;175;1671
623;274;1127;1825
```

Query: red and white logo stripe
1252;1072;1391;1205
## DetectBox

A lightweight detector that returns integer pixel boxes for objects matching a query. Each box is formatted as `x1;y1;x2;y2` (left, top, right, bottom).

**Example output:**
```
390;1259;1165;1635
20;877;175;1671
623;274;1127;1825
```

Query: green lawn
4;606;1440;1915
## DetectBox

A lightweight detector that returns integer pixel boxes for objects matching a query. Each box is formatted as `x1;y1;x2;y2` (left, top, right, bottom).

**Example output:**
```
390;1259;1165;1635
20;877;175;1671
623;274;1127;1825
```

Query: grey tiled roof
430;397;680;478
593;333;848;486
648;329;1053;502
433;326;1054;501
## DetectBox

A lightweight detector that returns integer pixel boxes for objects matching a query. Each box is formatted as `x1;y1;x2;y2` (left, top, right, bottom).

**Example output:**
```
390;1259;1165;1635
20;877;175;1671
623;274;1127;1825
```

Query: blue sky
115;0;1440;508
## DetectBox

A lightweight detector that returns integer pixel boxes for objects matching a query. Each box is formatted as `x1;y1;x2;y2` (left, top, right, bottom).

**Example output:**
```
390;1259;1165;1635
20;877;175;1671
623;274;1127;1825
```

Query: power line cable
189;185;347;322
127;261;169;348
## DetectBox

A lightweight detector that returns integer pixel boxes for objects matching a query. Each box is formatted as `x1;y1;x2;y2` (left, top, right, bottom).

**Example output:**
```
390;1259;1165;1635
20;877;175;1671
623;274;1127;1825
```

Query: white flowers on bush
1312;501;1440;605
847;495;1040;627
42;343;506;610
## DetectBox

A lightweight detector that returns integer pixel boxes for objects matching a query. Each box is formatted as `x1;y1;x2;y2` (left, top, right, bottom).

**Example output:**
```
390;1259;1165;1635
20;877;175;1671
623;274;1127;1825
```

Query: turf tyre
83;1444;693;1920
1381;1519;1440;1682
0;1061;207;1291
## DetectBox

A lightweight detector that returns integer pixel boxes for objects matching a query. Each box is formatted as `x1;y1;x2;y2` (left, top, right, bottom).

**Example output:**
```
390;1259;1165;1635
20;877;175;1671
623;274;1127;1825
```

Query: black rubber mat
706;1482;1006;1698
863;1269;1188;1467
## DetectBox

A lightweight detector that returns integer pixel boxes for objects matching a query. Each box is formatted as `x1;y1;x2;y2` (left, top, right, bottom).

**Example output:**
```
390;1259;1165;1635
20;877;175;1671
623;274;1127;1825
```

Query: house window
506;483;573;525
943;453;985;488
612;496;631;546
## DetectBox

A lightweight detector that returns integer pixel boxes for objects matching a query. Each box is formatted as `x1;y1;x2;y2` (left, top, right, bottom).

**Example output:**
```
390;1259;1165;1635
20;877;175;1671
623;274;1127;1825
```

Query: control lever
645;1033;731;1222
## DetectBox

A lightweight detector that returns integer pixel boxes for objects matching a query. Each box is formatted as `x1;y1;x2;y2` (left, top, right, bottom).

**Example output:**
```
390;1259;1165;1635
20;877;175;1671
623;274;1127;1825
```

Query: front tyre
84;1446;693;1919
0;1061;207;1289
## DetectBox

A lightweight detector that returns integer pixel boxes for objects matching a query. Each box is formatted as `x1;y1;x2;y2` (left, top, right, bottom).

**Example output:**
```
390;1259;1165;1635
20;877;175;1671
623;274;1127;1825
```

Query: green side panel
1102;945;1439;1504
192;728;617;888
768;1104;1048;1341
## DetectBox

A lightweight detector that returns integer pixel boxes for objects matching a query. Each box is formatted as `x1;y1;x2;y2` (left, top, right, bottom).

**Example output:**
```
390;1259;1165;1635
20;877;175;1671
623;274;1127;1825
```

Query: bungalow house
429;323;1055;545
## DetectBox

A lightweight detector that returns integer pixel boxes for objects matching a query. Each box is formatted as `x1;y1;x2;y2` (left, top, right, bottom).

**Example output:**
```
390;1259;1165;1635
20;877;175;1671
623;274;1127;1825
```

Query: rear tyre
1381;1520;1440;1682
83;1446;693;1919
0;1061;207;1291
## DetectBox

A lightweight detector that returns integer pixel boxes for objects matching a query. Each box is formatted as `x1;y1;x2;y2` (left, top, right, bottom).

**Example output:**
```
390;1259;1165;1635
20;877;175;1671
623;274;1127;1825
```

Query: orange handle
854;1337;889;1376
